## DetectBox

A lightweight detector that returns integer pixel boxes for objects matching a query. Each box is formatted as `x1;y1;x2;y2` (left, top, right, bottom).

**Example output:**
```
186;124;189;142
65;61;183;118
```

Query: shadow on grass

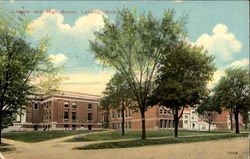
66;129;232;143
74;133;248;150
2;130;101;143
0;143;15;152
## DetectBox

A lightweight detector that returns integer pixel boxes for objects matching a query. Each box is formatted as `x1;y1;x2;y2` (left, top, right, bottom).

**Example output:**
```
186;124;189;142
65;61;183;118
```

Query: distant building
4;91;243;131
104;106;183;130
182;107;243;131
22;91;102;131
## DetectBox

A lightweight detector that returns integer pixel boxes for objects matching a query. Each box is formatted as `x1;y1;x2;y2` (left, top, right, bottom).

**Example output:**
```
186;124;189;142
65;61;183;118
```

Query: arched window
33;103;39;110
64;102;69;108
72;103;77;109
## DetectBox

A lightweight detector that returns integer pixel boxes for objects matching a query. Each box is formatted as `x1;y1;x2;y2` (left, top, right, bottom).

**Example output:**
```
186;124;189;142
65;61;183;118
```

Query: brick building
23;91;102;131
21;91;243;131
103;106;183;130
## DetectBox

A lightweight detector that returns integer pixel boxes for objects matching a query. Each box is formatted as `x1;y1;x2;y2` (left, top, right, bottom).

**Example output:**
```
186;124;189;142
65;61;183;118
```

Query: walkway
1;132;249;159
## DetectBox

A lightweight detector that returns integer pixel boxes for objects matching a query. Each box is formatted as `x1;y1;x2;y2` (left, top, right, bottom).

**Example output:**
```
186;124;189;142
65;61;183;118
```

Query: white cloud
174;0;184;2
229;58;249;67
49;54;67;64
196;24;242;61
207;69;225;89
59;71;115;95
29;9;106;41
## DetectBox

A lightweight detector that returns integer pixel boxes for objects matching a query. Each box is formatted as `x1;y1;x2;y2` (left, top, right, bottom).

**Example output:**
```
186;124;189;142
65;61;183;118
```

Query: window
64;112;69;120
125;110;127;117
117;111;120;118
164;109;167;114
165;120;168;128
64;102;69;108
72;103;77;109
64;125;69;130
128;122;132;129
184;120;188;124
72;112;76;120
112;111;115;118
88;103;92;110
33;103;39;110
160;119;163;128
129;110;132;117
160;109;163;114
88;113;92;120
185;116;188;119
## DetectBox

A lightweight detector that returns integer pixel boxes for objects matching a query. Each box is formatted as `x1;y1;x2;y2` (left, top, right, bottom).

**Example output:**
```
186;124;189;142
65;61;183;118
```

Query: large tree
196;95;222;132
0;10;56;143
149;42;216;137
101;73;135;135
90;8;186;139
213;67;249;134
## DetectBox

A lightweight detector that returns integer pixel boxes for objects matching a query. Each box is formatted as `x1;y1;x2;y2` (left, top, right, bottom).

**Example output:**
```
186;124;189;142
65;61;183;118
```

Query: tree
149;42;216;137
101;73;134;135
214;67;249;134
0;9;56;143
197;95;222;132
90;8;186;139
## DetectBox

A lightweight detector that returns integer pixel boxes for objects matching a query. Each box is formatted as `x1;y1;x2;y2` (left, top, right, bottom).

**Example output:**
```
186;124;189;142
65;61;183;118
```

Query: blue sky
2;1;249;95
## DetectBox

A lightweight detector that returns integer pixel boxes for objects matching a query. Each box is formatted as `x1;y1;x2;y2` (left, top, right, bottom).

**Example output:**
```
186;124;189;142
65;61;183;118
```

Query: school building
14;91;243;131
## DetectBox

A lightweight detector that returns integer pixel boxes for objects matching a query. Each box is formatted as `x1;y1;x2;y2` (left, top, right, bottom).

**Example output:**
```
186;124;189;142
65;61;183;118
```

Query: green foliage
75;133;247;150
213;67;249;133
149;41;216;137
90;8;187;139
214;67;249;110
150;42;215;108
101;73;134;110
0;9;63;142
197;96;222;116
197;95;222;132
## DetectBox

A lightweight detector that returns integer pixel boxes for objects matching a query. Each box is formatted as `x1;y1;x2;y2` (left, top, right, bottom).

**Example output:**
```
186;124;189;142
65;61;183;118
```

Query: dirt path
1;133;249;159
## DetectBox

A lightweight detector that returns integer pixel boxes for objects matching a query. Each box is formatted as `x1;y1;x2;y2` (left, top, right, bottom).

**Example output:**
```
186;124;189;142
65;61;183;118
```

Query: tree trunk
208;121;211;133
174;109;179;138
234;107;240;134
229;108;233;130
141;108;146;140
121;104;125;136
0;106;3;144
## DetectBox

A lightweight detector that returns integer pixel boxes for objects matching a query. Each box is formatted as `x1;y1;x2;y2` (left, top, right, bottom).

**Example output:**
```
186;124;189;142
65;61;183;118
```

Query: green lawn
75;133;248;150
0;143;14;152
66;129;226;142
2;130;100;143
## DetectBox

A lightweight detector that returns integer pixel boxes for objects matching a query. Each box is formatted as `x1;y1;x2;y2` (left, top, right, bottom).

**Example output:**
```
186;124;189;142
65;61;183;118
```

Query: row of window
63;112;92;121
33;102;94;110
64;102;93;110
111;109;133;119
33;102;52;110
110;122;132;129
159;119;183;128
159;106;171;115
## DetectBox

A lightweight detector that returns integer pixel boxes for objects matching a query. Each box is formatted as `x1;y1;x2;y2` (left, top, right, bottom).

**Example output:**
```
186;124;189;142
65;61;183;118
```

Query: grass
2;130;100;143
75;133;248;150
66;129;225;142
0;143;14;152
